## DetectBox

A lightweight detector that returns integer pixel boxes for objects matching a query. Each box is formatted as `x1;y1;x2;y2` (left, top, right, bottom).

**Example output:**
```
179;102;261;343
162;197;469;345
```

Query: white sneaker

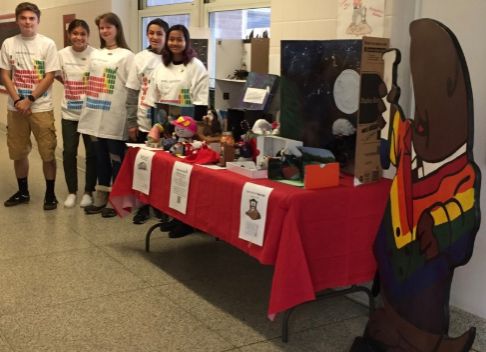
80;194;93;208
64;194;77;208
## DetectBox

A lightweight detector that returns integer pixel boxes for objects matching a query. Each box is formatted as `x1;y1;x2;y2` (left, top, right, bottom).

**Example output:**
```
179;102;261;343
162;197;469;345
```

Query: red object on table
110;147;392;319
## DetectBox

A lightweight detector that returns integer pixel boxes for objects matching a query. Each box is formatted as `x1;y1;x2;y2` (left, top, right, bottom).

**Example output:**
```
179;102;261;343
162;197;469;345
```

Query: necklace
105;44;118;49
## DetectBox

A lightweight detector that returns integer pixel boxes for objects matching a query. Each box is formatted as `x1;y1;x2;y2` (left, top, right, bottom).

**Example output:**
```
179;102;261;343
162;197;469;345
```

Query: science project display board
280;37;389;184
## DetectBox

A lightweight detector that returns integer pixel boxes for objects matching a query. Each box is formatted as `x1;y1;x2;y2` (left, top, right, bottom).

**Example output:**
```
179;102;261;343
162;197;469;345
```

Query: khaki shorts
6;110;57;161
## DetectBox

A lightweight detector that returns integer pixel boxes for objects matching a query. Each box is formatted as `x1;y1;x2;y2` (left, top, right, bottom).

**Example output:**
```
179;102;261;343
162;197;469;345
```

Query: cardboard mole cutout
351;19;481;352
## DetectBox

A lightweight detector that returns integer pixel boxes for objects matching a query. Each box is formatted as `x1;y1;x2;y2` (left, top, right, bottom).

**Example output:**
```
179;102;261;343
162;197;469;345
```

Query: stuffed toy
257;155;271;170
252;119;273;135
172;116;197;143
167;116;198;156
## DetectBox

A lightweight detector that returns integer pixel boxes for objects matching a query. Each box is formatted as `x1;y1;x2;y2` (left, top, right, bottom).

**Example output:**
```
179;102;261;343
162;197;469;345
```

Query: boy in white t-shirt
0;2;60;210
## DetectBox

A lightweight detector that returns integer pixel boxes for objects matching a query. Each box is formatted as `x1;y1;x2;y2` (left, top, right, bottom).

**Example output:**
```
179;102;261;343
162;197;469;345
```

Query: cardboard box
354;36;390;185
227;161;267;179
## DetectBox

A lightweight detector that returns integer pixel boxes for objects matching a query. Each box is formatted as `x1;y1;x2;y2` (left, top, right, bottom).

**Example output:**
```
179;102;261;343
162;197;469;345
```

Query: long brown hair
95;12;131;51
162;25;196;66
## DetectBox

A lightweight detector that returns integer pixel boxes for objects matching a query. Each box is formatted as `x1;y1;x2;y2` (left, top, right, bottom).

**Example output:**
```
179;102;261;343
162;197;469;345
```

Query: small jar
220;131;235;147
218;132;236;165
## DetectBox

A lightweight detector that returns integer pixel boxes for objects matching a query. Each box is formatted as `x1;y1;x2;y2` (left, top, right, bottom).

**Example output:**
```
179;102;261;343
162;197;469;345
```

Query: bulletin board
0;14;19;93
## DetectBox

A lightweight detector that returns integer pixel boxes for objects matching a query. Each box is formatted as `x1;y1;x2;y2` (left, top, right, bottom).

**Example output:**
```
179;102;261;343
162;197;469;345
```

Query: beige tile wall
270;0;417;118
0;0;112;161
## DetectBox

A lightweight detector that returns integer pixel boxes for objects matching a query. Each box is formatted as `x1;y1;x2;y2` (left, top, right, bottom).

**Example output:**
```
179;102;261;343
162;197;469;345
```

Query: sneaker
159;219;180;232
101;208;117;218
154;208;167;222
168;222;194;239
4;191;30;207
133;205;150;224
80;194;93;208
84;191;108;214
44;194;58;210
64;194;77;208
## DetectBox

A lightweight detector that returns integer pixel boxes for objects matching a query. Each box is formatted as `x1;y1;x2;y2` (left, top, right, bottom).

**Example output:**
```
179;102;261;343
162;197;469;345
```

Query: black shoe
168;222;194;239
44;194;58;210
133;205;150;224
4;191;30;207
154;208;167;222
84;204;107;214
159;218;181;232
101;208;117;218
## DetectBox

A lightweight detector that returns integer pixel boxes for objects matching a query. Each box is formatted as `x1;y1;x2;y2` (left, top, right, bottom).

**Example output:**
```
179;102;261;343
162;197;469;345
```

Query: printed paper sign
169;161;193;214
337;0;385;39
132;149;155;195
238;183;274;246
243;87;268;104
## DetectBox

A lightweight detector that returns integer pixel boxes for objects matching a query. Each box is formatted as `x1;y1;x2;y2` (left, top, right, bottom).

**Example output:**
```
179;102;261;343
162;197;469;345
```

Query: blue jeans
91;137;125;187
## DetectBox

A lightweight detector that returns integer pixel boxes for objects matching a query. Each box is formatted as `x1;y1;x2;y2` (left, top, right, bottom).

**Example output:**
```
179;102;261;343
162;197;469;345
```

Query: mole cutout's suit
354;19;481;352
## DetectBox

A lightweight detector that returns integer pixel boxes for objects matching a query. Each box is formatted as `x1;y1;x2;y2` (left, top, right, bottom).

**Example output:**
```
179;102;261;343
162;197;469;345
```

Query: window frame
137;0;270;52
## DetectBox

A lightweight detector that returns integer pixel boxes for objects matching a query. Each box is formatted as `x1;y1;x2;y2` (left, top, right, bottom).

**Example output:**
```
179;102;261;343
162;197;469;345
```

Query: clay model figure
202;110;222;137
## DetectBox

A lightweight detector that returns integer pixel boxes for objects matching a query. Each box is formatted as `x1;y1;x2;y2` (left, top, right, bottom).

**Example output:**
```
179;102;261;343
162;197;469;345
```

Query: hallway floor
0;132;480;352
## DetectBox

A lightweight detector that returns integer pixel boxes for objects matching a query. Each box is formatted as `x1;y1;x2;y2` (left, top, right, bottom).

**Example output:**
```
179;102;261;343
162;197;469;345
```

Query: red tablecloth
110;147;392;319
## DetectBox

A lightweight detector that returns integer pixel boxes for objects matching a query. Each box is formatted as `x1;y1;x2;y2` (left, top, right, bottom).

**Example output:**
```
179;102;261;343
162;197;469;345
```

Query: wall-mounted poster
0;14;20;93
337;0;385;39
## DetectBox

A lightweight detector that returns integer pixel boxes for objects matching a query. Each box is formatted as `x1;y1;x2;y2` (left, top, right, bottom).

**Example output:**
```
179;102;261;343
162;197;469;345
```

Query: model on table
78;12;134;218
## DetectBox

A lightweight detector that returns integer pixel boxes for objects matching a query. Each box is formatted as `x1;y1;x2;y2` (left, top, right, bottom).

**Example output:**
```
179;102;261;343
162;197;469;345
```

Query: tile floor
0;132;480;352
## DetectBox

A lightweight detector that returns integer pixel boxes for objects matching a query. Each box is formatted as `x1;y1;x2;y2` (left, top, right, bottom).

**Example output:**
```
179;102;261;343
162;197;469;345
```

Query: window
141;14;190;49
146;0;193;6
209;8;270;41
208;8;271;81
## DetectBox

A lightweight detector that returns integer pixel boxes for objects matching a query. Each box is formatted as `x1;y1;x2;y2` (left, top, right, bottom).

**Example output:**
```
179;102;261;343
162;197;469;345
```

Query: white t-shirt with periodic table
144;57;209;108
0;34;60;112
77;47;135;140
125;49;162;132
57;45;95;121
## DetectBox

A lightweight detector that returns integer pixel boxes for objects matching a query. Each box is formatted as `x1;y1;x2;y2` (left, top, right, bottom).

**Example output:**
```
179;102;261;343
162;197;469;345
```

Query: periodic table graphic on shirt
63;67;89;110
12;56;47;98
158;88;192;105
86;67;117;110
140;73;152;120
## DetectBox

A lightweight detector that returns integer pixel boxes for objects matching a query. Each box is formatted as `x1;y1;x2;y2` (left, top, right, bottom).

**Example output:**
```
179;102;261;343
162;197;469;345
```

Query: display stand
214;38;270;112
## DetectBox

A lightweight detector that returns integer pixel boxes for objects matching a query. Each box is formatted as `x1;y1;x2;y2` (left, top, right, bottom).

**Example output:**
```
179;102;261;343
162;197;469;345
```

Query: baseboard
0;121;87;172
335;282;486;351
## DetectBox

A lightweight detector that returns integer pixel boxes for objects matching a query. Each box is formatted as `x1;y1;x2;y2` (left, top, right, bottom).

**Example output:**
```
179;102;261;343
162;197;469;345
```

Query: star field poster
281;40;362;149
281;37;389;184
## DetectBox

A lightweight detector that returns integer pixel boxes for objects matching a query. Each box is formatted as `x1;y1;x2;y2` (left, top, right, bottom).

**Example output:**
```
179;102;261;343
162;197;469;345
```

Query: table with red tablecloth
110;147;392;319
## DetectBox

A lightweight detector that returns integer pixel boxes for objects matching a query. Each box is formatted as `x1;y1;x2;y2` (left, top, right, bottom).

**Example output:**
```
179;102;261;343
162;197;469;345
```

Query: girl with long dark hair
145;24;209;237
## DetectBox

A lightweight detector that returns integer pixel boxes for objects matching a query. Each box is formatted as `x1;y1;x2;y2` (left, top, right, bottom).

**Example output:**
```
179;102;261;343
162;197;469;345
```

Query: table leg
281;284;375;343
145;223;163;252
